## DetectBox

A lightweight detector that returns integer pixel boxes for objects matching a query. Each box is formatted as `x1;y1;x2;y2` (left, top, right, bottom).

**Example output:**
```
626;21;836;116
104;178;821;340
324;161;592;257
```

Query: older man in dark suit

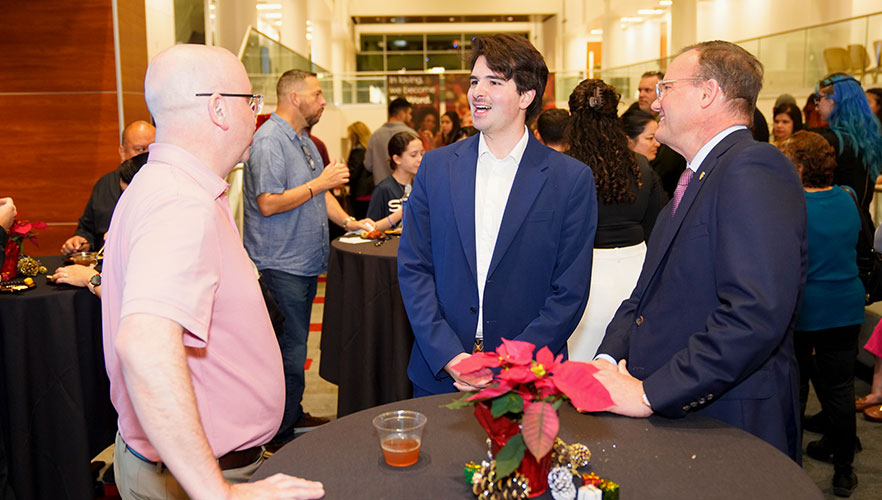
594;41;807;463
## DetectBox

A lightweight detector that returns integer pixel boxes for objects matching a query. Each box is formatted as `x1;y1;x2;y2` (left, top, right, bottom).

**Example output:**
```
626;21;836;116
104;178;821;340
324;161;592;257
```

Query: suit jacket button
707;394;713;400
470;307;477;313
690;401;698;407
699;398;706;404
682;405;690;411
635;315;644;326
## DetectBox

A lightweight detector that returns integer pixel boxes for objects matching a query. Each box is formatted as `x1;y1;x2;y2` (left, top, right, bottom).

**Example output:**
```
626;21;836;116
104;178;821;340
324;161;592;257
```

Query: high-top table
0;255;116;500
319;236;414;417
253;393;823;499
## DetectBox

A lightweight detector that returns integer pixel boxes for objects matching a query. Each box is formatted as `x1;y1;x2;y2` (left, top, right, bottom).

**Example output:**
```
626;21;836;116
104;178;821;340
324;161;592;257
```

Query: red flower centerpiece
2;218;47;280
445;339;614;497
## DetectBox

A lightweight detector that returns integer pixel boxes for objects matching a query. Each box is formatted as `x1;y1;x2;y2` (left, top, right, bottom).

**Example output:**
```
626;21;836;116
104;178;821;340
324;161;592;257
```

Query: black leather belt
126;443;263;471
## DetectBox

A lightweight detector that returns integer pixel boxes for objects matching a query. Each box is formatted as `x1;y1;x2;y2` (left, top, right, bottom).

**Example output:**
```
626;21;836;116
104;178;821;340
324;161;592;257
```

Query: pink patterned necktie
671;168;694;216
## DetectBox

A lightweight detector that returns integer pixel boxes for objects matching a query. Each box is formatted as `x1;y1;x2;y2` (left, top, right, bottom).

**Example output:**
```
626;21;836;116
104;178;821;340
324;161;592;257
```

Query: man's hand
348;218;375;232
593;359;653;418
61;235;90;255
445;352;493;392
315;160;349;191
229;473;324;499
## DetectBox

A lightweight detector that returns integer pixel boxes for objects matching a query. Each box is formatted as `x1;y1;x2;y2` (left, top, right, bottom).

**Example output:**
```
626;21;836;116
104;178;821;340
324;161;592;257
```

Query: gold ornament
567;443;591;468
17;256;42;277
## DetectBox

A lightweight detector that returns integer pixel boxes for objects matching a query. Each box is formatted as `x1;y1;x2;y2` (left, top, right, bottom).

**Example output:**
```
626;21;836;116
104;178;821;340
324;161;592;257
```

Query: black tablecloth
253;394;823;499
319;237;414;418
0;256;116;500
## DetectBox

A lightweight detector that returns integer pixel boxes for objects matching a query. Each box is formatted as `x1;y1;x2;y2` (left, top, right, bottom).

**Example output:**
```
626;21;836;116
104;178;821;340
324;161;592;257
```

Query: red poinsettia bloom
496;338;535;366
8;219;48;247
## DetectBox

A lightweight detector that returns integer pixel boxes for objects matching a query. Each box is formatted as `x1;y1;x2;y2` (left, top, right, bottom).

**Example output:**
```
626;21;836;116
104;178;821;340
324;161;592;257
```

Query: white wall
144;0;175;61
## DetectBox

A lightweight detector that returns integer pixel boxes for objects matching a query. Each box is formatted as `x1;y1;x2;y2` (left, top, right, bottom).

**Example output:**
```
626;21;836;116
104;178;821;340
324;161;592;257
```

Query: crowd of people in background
10;32;882;500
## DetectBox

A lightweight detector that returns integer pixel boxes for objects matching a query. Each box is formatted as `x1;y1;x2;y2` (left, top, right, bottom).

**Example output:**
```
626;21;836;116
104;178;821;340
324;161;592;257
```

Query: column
215;0;256;55
670;0;697;54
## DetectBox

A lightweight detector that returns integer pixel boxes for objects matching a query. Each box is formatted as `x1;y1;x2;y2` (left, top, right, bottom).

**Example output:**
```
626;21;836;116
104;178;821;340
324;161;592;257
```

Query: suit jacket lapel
450;137;479;284
487;136;549;278
641;129;751;281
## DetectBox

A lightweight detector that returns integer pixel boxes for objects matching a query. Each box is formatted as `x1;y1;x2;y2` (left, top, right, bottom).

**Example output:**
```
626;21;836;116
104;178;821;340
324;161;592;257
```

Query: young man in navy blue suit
397;34;597;396
593;41;807;464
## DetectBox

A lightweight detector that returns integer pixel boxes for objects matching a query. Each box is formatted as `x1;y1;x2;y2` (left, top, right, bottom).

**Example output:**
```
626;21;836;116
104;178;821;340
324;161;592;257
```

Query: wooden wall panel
0;2;116;93
1;1;148;256
0;93;120;255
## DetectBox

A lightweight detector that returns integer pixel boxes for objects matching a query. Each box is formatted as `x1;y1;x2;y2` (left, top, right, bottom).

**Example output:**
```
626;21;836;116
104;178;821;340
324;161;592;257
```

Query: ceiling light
621;17;644;23
590;29;603;35
659;0;672;5
638;9;663;15
257;3;281;10
262;12;282;19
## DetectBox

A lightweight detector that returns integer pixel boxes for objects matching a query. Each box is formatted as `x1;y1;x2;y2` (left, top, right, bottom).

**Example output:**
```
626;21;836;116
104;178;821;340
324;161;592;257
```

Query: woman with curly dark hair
564;79;667;361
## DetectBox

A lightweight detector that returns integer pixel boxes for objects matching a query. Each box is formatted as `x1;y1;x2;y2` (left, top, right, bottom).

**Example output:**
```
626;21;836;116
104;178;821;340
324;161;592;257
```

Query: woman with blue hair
812;73;882;213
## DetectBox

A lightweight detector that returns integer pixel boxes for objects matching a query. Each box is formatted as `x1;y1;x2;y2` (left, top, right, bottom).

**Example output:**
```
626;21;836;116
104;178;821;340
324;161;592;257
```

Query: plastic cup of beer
372;410;427;467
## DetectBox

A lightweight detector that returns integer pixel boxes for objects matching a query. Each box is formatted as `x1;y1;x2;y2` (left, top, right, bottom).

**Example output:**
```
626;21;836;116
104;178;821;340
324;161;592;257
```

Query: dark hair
536;108;569;146
679;40;763;118
641;70;664;80
387;131;419;169
416;107;439;131
868;88;882;124
276;69;317;100
119;151;149;184
566;79;641;204
470;34;548;121
779;131;837;189
440;111;461;145
620;108;656;141
453;126;479;142
388;97;412;119
772;102;803;139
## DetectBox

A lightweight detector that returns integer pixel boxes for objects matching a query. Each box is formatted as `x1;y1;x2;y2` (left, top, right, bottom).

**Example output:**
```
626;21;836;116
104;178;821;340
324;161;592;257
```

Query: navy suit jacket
598;129;807;461
398;134;597;395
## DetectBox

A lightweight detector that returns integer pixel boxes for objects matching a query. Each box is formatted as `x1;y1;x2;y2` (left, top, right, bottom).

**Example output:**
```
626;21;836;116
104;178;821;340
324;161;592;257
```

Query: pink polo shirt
101;143;284;461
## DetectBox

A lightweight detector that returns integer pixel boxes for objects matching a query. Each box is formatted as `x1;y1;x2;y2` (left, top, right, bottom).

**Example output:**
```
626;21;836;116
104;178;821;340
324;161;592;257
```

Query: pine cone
17;256;42;277
567;444;591;468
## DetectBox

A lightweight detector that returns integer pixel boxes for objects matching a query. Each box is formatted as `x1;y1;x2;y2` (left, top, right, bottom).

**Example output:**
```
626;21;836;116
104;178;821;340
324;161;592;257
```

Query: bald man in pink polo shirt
101;44;324;500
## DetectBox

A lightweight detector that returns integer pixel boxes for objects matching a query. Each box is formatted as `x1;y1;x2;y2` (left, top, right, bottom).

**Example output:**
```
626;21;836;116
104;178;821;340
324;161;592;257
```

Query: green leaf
495;433;526;479
490;392;524;418
552;398;563;411
442;392;476;410
521;401;559;459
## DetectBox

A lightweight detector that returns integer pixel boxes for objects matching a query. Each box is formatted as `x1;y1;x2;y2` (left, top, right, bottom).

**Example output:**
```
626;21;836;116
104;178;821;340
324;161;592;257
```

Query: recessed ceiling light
590;29;603;35
257;3;281;10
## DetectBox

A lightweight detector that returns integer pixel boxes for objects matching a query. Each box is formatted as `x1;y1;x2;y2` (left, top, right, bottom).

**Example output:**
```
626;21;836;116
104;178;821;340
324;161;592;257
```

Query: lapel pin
699;171;705;181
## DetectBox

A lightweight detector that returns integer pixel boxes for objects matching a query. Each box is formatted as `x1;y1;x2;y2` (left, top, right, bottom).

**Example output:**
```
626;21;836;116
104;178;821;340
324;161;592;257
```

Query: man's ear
519;89;537;111
207;94;230;131
699;79;722;109
118;145;126;162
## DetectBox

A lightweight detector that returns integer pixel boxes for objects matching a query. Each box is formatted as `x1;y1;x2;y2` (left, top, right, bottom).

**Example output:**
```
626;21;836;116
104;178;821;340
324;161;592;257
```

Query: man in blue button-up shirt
243;69;373;446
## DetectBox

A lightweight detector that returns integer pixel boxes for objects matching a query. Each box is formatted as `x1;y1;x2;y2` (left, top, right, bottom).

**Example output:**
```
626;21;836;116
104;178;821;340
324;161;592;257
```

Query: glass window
426;53;464;71
387;54;424;71
357;54;385;72
361;35;384;52
427;34;460;51
387;34;424;52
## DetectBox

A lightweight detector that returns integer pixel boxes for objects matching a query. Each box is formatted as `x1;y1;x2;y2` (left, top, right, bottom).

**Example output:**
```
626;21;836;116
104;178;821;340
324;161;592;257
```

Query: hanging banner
387;74;441;148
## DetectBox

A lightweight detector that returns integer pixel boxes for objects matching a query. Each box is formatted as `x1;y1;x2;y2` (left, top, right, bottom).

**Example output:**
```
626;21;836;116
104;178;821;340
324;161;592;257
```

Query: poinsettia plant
7;218;48;251
444;338;614;479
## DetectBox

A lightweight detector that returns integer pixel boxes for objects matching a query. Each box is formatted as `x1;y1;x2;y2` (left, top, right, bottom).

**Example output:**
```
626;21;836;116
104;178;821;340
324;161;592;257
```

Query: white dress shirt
474;127;530;339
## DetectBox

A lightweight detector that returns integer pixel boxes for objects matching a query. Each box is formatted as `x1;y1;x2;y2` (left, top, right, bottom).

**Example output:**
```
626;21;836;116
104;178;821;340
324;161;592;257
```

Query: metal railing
601;11;882;105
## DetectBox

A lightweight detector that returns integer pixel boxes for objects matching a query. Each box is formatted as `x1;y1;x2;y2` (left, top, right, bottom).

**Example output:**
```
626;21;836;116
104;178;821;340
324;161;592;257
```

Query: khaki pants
113;433;264;500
